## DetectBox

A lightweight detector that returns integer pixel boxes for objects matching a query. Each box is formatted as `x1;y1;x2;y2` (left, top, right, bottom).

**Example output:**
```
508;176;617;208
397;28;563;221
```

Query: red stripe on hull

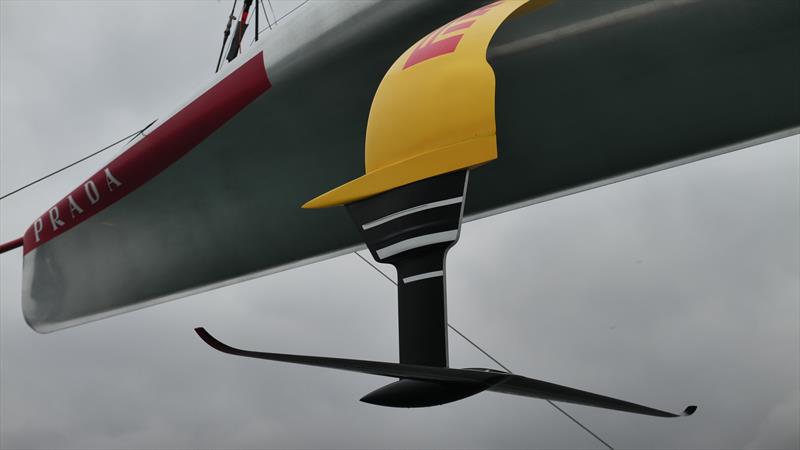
0;237;23;254
23;53;271;254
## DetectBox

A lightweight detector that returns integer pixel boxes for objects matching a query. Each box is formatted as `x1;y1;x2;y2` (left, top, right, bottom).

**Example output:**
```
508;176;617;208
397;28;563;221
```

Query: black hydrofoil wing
196;327;696;417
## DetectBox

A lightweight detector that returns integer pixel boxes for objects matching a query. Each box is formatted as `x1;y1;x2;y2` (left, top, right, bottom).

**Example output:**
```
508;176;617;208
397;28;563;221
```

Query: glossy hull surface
22;0;800;331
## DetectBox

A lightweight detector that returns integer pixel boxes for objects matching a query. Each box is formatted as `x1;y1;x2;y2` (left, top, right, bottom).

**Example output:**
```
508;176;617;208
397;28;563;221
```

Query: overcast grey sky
1;1;798;449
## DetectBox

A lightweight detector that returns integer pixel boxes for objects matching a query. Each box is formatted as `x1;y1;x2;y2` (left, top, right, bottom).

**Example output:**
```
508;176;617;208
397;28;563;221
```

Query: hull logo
403;2;501;69
32;167;123;243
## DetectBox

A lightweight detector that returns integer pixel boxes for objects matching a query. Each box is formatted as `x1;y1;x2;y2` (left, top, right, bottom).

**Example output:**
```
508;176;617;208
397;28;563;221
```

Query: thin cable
260;0;272;30
0;120;156;201
352;250;615;450
354;251;396;286
125;120;156;145
446;322;511;372
354;252;514;372
274;0;308;25
450;315;613;449
249;0;309;45
546;400;615;450
353;252;511;368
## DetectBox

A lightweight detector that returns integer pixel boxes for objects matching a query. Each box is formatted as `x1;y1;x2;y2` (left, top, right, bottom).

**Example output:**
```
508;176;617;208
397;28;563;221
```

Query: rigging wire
272;0;308;26
353;250;615;450
260;0;273;30
0;120;156;201
5;0;304;201
248;0;309;45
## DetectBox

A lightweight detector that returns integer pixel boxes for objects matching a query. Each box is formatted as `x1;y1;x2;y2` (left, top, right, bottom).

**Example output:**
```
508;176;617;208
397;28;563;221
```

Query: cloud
746;390;800;450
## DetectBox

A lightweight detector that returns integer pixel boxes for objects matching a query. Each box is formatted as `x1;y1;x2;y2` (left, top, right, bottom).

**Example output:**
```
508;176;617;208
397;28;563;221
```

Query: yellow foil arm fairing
304;0;549;208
